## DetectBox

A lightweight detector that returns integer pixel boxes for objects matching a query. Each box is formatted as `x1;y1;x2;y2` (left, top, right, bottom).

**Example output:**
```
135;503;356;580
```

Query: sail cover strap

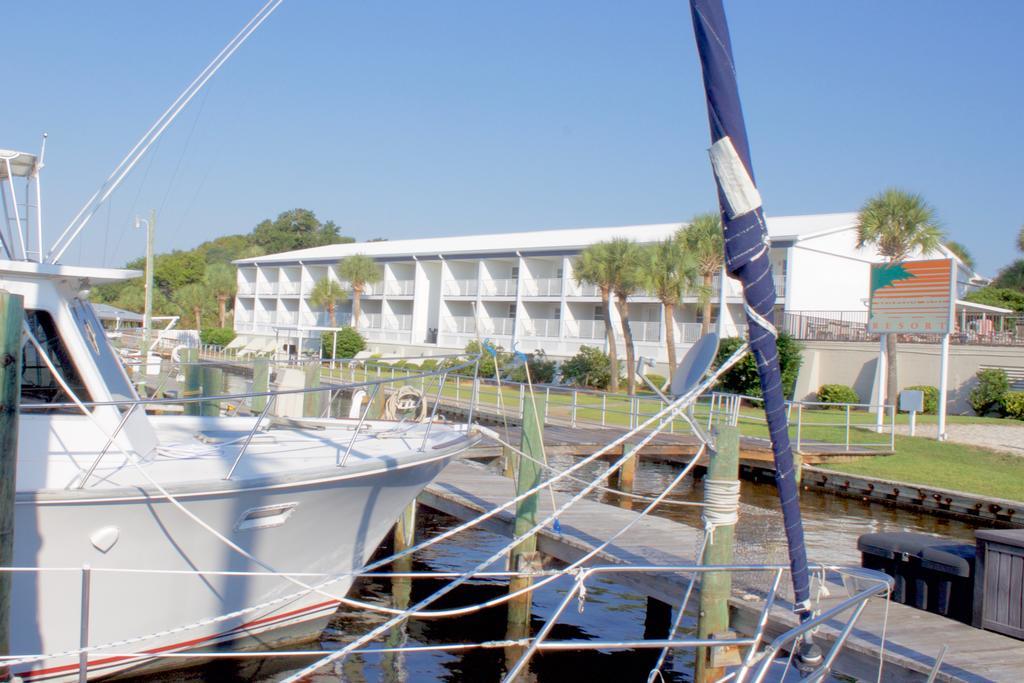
689;0;812;617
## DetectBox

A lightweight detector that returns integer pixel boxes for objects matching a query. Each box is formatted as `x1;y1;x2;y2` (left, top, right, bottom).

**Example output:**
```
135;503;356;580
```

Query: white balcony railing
385;280;415;296
278;281;301;295
358;313;383;329
238;282;255;295
520;318;560;338
482;317;515;336
277;311;299;325
569;319;606;340
443;279;479;297
566;282;600;297
383;314;413;331
256;282;277;296
481;278;517;297
522;277;562;297
628;320;662;343
444;315;477;334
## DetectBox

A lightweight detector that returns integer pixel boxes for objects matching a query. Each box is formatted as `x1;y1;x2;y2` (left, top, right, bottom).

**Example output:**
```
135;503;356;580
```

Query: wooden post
303;362;322;418
618;440;638;495
793;450;804;487
696;424;741;683
506;394;545;642
393;499;417;553
200;365;224;418
183;347;202;416
502;444;516;479
251;358;269;413
0;291;22;677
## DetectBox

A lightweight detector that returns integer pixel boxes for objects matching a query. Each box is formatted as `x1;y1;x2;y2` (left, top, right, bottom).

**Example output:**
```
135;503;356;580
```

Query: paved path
894;422;1024;456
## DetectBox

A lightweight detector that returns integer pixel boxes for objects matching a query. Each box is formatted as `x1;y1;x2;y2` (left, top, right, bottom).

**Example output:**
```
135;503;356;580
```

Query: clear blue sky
5;1;1022;276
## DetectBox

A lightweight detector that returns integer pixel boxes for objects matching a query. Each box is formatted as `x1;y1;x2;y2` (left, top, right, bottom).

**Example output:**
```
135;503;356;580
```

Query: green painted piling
251;358;269;413
506;394;545;640
200;366;224;418
303;362;322;418
696;424;741;683
183;348;202;417
0;291;22;676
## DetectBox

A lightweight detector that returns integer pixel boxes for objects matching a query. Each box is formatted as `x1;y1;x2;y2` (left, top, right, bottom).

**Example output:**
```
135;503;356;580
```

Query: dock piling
183;347;202;416
0;291;22;680
303;361;322;418
200;365;224;418
251;358;269;413
696;424;741;683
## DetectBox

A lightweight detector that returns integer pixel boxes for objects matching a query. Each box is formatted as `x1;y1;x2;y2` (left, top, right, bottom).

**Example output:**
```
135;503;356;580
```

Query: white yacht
0;149;478;681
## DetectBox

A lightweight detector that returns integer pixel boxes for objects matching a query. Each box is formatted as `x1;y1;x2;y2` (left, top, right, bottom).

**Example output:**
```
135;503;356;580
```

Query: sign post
868;259;955;442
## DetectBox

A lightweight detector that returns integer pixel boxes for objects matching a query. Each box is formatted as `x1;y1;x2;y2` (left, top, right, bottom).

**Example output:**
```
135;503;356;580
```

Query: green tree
856;188;943;404
561;345;613;389
945;241;975;269
964;286;1024;312
677;213;724;335
646;238;699;375
251;208;353;254
174;283;209;331
338;254;382;329
205;263;237;328
322;327;366;359
714;333;803;398
605;238;646;394
151;250;207;296
309;277;347;327
994;261;1024;291
1017;226;1024;255
574;243;621;393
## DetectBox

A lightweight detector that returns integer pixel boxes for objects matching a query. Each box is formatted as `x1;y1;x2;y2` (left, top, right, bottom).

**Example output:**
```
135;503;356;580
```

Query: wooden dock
419;460;1024;682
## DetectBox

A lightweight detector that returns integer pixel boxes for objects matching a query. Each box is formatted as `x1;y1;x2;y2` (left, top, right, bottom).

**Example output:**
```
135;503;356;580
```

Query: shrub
200;327;236;346
817;384;859;406
321;327;366;359
644;373;667;391
419;359;438;371
561;345;613;389
461;340;508;378
902;385;938;414
1003;392;1024;420
970;368;1009;415
714;332;803;398
507;350;557;385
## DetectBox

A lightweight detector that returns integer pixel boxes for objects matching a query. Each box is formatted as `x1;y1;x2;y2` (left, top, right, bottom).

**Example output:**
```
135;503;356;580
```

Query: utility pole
136;210;155;353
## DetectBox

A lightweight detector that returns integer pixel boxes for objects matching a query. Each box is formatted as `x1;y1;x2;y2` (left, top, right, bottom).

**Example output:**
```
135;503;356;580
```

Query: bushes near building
561;345;614;389
902;385;938;414
1003;392;1024;420
714;333;803;398
321;327;366;359
970;368;1010;416
817;384;859;406
200;327;236;346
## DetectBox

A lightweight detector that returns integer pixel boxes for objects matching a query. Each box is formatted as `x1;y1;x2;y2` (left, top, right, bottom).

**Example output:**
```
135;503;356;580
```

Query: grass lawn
820;435;1024;502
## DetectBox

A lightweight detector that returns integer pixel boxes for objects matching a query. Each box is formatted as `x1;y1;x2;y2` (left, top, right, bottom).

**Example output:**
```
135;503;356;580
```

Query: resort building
230;212;983;367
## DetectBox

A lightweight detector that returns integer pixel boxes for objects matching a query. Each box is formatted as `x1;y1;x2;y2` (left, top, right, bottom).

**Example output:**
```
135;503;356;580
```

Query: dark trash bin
919;542;975;624
857;532;945;607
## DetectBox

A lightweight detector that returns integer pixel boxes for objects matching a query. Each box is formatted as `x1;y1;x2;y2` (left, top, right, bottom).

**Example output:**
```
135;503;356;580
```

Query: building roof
234;212;859;266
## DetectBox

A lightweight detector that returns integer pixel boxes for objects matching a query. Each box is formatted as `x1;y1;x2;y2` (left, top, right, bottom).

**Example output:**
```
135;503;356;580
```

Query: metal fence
782;310;1024;346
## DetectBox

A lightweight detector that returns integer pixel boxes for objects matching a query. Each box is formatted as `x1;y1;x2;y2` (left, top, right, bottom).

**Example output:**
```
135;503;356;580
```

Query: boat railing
0;562;891;682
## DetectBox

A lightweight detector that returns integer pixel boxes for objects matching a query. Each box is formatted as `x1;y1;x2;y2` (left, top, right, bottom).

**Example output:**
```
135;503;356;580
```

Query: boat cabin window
22;309;92;410
70;299;137;403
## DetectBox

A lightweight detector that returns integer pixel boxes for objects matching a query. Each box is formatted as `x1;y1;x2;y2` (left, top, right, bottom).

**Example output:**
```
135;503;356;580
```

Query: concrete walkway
894;422;1024;456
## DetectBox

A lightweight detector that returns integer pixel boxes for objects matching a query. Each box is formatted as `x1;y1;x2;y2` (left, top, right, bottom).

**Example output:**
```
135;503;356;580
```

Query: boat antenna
46;0;285;265
689;0;813;622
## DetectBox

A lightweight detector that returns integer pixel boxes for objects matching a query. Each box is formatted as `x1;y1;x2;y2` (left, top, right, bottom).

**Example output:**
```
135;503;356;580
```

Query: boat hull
11;449;454;682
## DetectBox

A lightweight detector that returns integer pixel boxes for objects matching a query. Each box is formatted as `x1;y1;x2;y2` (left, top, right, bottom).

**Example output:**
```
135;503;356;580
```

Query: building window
553;307;561;320
556;267;563;279
593;306;603;320
508;304;517;319
511;266;519;279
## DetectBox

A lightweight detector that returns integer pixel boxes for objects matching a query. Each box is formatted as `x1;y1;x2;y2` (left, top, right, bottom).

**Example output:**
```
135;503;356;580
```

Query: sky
4;1;1023;276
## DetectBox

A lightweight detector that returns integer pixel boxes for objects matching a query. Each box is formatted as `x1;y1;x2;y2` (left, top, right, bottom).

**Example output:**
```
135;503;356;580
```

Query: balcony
480;279;517;297
358;313;383;330
613;320;661;343
520;318;560;338
566;282;600;298
385;280;415;296
568;319;605;340
383;314;413;331
444;315;477;334
278;281;301;296
521;278;562;297
481;317;515;336
238;281;255;296
256;282;278;296
443;279;479;297
276;311;299;326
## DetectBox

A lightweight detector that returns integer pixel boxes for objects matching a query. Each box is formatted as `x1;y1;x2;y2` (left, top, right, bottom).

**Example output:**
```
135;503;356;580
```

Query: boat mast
689;0;812;619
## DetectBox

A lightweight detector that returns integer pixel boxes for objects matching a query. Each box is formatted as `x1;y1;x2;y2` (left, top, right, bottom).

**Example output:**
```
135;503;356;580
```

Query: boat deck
420;460;1024;682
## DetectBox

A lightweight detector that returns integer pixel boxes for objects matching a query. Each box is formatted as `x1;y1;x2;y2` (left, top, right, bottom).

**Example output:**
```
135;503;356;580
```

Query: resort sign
867;258;956;334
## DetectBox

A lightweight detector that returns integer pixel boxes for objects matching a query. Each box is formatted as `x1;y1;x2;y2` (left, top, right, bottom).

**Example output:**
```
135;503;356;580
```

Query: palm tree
338;254;382;328
174;283;208;331
574;243;621;393
205;263;237;328
606;239;647;394
677;213;724;335
856;188;943;405
1017;226;1024;255
945;241;974;270
310;277;347;327
646;238;699;375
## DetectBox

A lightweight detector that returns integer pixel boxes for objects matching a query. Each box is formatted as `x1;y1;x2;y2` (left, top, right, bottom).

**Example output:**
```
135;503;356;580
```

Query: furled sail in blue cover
689;0;811;616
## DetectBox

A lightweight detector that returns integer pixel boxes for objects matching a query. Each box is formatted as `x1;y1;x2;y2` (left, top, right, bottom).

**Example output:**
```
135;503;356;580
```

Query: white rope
381;385;427;421
702;478;740;542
